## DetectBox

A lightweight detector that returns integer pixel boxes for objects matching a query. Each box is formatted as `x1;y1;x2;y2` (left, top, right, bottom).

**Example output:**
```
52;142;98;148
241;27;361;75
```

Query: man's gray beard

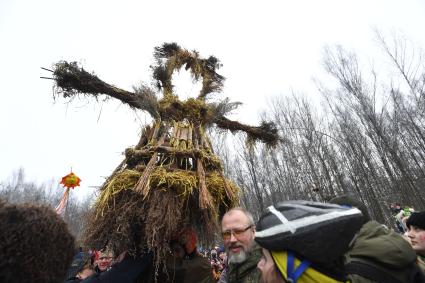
228;249;248;264
228;244;254;264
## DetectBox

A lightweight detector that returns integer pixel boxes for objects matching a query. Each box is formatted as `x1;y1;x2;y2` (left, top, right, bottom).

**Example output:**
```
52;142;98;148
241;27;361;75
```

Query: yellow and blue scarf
271;251;347;283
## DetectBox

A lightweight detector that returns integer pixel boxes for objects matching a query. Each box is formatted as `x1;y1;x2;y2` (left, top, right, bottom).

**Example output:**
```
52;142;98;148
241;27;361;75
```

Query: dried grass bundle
96;169;141;216
215;116;281;146
143;188;184;269
153;43;224;100
84;188;145;253
53;61;159;116
149;168;197;197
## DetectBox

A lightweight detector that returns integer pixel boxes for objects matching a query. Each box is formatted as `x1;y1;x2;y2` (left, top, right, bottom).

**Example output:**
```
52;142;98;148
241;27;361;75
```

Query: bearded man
220;207;261;283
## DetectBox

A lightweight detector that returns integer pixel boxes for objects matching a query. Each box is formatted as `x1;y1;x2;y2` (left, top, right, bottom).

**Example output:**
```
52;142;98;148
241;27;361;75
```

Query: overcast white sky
1;0;424;199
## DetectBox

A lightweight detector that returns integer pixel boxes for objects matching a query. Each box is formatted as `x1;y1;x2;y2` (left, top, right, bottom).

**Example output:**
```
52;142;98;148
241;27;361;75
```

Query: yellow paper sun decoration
56;171;81;215
60;172;81;189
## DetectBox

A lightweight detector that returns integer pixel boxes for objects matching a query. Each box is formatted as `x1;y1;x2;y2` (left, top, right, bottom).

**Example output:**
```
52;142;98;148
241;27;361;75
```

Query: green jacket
345;220;420;283
227;244;261;283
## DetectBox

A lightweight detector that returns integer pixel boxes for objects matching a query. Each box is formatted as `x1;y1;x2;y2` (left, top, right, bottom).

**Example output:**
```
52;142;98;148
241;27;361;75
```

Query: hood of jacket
347;220;416;268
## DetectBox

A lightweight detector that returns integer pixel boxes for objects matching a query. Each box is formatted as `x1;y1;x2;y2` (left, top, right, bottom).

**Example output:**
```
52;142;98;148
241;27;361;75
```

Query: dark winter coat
137;250;214;283
64;277;82;283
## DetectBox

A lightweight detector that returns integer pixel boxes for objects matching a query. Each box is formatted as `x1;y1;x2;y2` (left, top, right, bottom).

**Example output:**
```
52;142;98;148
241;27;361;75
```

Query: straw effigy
47;42;281;269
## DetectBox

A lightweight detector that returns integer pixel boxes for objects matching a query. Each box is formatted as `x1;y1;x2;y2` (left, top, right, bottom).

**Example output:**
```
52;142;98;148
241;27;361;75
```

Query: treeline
217;33;425;226
0;168;92;240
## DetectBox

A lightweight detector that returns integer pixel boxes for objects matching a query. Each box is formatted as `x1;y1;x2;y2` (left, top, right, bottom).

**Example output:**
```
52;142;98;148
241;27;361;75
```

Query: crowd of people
2;195;425;282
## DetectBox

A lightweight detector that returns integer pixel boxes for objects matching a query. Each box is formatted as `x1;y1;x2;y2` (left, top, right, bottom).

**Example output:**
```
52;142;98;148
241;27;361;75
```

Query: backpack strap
345;261;401;283
287;251;311;282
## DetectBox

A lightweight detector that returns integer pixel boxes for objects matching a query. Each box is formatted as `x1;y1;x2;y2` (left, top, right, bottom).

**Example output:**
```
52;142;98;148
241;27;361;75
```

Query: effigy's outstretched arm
214;115;281;146
51;61;159;118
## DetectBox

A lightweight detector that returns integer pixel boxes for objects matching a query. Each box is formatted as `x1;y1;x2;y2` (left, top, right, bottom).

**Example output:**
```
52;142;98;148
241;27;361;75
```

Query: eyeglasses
222;225;253;240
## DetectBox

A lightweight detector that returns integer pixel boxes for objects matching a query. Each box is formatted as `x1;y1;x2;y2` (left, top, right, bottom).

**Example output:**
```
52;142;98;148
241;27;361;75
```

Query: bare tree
213;32;425;227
